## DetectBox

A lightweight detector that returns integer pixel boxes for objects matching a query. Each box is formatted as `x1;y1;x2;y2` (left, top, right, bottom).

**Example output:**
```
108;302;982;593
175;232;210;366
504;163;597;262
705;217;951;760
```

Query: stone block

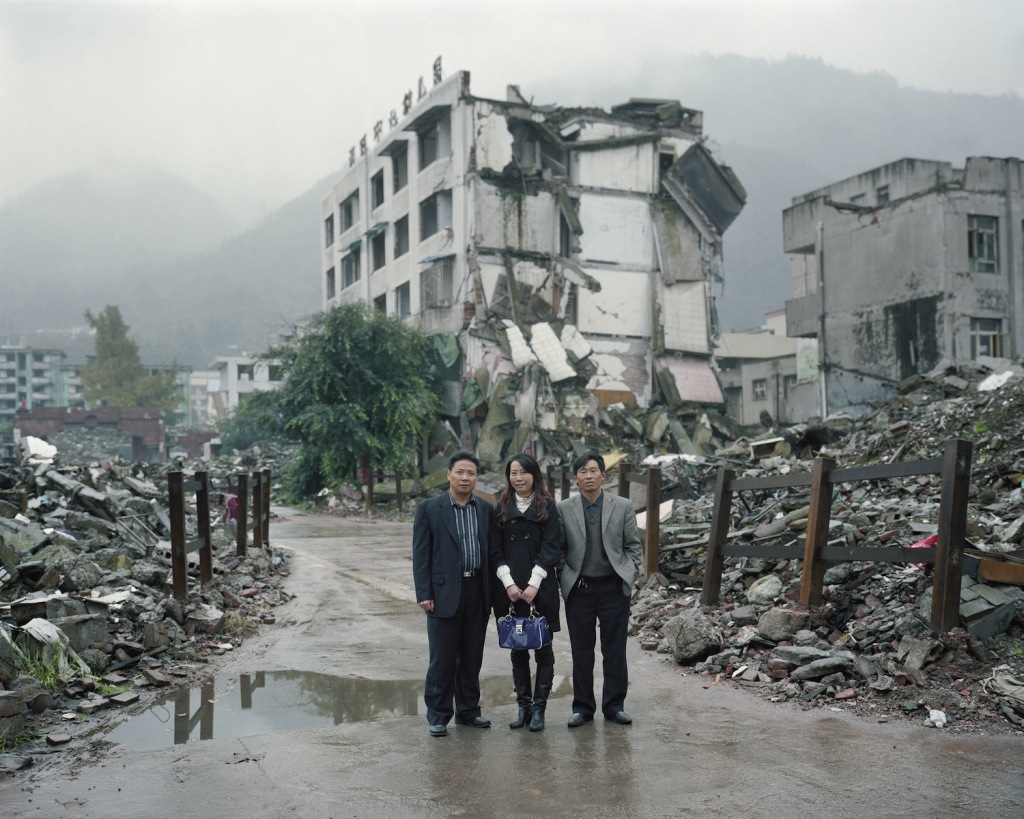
49;614;107;653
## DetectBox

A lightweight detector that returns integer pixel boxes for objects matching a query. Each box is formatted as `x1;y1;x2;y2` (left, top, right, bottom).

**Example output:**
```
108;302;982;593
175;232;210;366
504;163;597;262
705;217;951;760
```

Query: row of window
326;185;450;254
325;190;453;301
324;115;449;249
326;257;455;316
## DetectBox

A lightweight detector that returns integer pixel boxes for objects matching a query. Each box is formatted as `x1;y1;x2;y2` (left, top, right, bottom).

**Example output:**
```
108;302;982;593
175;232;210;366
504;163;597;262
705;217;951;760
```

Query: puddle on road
105;671;571;750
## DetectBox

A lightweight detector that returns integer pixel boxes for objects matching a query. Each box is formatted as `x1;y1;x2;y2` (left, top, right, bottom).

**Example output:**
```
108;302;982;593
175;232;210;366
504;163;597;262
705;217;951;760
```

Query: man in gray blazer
412;451;494;737
558;452;642;727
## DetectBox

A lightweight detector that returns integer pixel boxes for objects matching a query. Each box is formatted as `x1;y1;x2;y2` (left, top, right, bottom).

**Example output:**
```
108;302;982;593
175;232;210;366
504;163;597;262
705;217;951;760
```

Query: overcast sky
2;0;1022;224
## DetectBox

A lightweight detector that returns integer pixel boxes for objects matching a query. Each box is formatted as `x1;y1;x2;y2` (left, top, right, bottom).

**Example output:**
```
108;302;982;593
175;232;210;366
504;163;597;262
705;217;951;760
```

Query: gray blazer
557;492;642;600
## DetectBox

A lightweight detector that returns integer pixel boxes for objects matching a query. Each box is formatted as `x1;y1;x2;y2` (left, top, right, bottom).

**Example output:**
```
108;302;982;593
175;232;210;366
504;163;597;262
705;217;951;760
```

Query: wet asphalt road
2;509;1022;818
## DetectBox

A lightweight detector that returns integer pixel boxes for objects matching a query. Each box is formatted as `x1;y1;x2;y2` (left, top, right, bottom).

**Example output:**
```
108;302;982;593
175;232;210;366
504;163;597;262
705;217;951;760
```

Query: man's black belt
462;570;479;578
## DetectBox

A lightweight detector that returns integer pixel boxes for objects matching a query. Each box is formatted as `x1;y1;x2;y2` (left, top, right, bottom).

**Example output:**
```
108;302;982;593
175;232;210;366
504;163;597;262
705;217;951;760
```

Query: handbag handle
504;603;539;619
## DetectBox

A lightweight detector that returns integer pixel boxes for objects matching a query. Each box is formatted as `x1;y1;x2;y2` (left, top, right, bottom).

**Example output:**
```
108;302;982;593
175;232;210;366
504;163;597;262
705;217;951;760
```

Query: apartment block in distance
784;156;1023;416
0;346;84;424
321;65;746;459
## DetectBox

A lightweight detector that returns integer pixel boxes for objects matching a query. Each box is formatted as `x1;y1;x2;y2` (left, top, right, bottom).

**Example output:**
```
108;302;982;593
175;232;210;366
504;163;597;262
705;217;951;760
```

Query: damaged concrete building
322;68;745;464
784;156;1024;416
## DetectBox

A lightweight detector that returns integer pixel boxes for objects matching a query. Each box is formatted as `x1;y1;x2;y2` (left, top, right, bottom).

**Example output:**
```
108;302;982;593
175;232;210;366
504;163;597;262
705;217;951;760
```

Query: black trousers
424;575;486;725
564;574;630;717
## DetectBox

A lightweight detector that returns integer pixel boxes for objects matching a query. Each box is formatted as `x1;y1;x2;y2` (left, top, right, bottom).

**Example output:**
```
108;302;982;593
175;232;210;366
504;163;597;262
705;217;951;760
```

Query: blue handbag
497;604;551;650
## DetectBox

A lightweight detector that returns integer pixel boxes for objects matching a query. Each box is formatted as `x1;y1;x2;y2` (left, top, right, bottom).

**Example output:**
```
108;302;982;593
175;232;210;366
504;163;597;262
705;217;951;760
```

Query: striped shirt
449;491;480;573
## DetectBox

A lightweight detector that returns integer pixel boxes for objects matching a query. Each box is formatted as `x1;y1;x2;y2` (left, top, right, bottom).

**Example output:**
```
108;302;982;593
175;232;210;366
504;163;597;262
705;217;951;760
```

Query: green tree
270;303;439;499
81;305;180;413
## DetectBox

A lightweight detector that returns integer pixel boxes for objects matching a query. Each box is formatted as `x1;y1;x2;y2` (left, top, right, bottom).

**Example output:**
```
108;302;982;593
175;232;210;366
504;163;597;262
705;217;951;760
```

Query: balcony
785;292;822;338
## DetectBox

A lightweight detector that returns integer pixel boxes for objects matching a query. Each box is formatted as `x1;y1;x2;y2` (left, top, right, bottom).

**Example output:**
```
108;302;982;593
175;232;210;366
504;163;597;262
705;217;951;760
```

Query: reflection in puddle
105;671;571;750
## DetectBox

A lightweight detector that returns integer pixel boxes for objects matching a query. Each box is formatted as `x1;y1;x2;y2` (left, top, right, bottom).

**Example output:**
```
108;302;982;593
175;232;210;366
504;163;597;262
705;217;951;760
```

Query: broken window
559;214;572;258
396;281;411;319
419;189;452;240
968;215;998;274
372;231;387;271
325;266;336;300
371;170;385;210
876;185;890;206
373;293;387;314
420;256;455;308
340;191;359;231
395;215;410;258
342;251;361;289
324;214;335;248
970;317;1003;358
393;146;408;192
418;113;449;170
658;147;675;191
752;378;767;401
237;363;254;380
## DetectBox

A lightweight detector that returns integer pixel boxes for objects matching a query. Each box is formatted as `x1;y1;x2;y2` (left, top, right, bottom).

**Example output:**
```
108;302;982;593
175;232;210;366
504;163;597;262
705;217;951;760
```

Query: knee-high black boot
529;661;554;732
509;663;533;729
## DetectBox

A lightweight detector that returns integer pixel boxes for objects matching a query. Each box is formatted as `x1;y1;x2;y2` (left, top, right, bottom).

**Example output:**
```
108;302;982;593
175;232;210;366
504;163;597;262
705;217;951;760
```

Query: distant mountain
0;169;239;339
0;168;336;367
126;176;335;366
3;55;1021;368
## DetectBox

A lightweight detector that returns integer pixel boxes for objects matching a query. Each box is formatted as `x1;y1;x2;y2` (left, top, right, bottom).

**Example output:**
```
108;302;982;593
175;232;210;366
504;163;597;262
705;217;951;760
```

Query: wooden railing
701;439;972;632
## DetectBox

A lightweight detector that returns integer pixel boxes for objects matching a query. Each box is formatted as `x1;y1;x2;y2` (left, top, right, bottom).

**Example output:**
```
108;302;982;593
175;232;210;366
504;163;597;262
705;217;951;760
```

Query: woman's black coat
488;495;563;632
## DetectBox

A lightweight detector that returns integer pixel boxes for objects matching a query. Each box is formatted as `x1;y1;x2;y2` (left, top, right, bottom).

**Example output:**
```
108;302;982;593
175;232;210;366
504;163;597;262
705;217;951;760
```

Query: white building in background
207;356;282;421
320;64;745;459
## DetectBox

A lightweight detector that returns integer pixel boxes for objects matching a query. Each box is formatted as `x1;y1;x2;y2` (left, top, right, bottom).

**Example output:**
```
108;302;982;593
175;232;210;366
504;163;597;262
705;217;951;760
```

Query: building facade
320;68;745;460
206;356;282;421
784;156;1023;415
0;346;84;424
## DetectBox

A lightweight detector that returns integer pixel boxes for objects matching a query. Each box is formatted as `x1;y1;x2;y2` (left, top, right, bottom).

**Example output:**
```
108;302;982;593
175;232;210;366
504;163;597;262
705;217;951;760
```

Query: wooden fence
168;468;271;601
701;438;972;632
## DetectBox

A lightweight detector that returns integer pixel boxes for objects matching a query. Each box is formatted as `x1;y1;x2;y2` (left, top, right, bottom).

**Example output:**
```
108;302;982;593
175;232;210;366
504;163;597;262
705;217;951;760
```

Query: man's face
448;459;478;498
574;459;605;495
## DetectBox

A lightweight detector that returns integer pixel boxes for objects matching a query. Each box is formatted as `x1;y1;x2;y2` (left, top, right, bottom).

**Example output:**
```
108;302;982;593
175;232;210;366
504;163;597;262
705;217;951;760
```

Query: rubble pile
0;433;292;758
632;359;1024;734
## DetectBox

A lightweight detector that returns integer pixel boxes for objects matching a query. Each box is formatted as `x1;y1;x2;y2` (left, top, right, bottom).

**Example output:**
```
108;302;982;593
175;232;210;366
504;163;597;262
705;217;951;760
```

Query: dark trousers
424;575;486;725
564;575;630;717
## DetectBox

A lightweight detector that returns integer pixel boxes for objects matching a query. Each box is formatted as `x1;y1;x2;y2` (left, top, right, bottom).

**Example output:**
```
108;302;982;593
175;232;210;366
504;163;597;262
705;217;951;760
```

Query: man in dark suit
412;450;494;737
558;452;642;727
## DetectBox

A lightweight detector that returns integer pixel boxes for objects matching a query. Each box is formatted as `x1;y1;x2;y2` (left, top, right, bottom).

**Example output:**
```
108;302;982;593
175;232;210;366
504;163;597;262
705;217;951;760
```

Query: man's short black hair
572;452;605;476
448;450;481;471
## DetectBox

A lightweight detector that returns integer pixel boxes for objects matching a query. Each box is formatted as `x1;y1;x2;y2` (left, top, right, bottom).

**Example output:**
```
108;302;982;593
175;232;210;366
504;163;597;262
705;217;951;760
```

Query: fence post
644;465;662;576
169;471;188;601
261;467;271;545
195;470;212;587
799;456;835;608
701;467;734;605
235;471;248;557
617;462;629;500
931;439;972;631
252;470;264;551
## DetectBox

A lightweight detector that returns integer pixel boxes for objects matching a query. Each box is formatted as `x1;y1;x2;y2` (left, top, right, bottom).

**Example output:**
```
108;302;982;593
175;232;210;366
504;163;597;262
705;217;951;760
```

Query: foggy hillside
2;55;1021;367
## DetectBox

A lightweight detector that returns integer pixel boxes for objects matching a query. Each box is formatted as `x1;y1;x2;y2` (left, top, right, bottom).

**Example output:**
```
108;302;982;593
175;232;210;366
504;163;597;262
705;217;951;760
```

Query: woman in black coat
489;452;563;732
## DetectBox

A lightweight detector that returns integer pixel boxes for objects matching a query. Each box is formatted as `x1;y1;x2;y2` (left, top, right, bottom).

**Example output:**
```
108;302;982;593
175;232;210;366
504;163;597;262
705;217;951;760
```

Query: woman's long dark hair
495;452;551;525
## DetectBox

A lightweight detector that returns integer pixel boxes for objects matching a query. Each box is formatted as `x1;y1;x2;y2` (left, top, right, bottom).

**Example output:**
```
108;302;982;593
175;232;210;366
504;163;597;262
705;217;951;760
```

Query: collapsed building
321;68;746;467
783;156;1024;417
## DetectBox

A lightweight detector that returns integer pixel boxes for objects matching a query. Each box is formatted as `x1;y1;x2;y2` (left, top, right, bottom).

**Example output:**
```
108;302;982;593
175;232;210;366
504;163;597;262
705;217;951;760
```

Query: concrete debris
629;361;1024;733
0;431;292;755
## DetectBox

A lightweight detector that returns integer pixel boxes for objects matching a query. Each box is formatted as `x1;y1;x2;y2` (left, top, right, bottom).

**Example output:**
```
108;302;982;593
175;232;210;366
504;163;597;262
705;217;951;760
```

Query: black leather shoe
567;712;593;728
456;715;492;728
429;724;448;737
605;710;632;725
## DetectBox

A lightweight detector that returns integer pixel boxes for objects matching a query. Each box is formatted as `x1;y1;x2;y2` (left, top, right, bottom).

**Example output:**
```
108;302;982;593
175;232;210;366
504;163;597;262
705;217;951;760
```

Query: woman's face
508;461;535;497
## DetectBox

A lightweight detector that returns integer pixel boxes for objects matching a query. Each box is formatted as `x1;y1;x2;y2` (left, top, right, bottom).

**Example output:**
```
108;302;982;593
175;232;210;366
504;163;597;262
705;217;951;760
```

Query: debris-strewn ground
3;357;1024;776
0;437;296;771
630;361;1024;736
